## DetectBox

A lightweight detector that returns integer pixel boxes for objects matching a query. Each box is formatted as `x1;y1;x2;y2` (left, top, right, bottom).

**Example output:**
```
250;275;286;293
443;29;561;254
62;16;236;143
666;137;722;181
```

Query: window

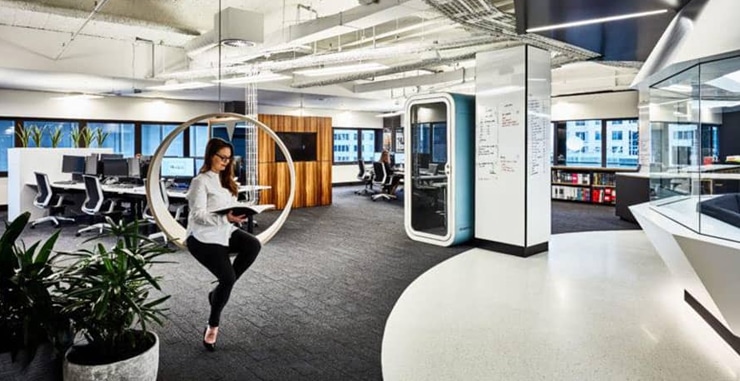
564;120;601;166
189;124;208;157
431;122;447;162
142;124;184;157
332;128;380;164
606;119;638;168
0;120;15;172
23;120;78;148
87;122;135;157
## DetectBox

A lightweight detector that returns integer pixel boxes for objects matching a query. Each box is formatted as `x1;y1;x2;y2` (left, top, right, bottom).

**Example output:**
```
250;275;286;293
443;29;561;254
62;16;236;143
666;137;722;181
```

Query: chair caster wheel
75;233;81;237
30;225;36;229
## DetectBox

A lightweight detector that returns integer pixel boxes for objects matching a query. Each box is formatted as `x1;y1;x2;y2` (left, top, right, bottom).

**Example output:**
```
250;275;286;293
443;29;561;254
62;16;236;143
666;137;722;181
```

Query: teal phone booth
404;93;475;247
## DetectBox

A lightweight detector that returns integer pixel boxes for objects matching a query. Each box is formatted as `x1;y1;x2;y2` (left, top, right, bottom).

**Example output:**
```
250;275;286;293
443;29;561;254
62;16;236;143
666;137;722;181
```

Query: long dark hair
200;138;238;196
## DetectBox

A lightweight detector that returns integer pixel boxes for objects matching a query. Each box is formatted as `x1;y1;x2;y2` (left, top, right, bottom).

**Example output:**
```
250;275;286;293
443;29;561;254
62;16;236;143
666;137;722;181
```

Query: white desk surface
28;182;270;199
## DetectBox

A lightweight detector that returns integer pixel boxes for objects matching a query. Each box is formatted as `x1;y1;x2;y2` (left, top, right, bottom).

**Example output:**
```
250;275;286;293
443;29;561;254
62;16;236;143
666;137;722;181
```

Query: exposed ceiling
516;0;692;61
0;0;654;111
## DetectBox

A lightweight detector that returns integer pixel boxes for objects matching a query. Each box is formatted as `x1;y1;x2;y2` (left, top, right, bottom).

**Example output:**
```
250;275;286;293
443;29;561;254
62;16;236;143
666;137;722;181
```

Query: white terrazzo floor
382;230;740;381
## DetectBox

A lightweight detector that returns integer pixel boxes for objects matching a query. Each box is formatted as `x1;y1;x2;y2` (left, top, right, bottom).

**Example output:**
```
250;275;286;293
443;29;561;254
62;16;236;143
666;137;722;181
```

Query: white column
474;45;551;256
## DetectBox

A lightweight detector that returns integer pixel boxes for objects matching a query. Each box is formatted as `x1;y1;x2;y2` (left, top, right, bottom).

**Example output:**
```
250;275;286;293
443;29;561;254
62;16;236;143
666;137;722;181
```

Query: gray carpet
4;188;637;380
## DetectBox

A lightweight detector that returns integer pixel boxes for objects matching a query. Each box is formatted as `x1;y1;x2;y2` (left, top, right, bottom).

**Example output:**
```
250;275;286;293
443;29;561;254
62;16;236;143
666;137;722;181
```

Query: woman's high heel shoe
202;326;216;352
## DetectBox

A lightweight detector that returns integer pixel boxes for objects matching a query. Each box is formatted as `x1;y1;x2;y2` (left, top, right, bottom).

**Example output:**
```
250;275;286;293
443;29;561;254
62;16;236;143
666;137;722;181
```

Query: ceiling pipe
54;0;112;60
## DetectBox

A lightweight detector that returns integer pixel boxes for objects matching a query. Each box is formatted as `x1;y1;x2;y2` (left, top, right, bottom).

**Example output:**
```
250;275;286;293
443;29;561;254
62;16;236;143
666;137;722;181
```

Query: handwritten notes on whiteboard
528;98;547;176
476;106;499;181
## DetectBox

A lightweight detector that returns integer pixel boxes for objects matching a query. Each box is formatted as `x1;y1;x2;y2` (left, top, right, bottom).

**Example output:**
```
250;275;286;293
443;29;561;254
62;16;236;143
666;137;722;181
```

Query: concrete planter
62;332;159;381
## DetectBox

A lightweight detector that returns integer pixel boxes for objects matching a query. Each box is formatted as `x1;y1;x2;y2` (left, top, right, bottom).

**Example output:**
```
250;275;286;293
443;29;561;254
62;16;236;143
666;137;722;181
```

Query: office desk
27;182;272;233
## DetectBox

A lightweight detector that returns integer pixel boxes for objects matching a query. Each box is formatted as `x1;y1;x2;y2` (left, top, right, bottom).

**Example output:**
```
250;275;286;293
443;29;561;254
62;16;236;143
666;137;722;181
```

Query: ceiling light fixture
217;72;291;85
526;9;669;33
221;38;257;48
147;81;214;91
294;63;389;77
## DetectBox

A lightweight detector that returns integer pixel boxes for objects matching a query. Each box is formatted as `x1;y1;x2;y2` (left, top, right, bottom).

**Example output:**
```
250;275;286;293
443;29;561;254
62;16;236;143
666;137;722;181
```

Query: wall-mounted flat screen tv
275;132;317;162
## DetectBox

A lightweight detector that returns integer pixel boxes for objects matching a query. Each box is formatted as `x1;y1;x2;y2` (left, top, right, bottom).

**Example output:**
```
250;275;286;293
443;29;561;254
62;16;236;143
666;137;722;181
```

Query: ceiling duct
184;7;264;57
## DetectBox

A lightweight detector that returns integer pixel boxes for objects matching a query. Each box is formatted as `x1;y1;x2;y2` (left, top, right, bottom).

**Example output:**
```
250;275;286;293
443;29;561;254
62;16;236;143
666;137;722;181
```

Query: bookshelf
551;166;635;205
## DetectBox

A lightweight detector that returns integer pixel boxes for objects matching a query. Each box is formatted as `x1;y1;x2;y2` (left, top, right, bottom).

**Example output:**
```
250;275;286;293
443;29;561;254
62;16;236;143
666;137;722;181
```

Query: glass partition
649;55;740;242
409;102;448;238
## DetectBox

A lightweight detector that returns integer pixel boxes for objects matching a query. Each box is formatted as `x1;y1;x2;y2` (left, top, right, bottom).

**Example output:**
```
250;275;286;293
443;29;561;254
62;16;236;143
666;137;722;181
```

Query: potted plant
93;127;109;148
0;212;71;380
69;127;82;148
29;124;46;147
80;127;94;148
50;125;64;148
60;218;172;381
15;123;30;147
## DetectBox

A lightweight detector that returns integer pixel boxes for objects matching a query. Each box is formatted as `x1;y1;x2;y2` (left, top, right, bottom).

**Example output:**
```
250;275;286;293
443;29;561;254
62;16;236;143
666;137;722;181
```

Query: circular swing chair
145;112;295;247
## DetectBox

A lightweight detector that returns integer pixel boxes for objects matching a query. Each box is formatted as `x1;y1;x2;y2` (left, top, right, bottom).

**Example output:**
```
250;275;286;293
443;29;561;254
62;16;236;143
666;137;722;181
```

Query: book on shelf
210;203;275;216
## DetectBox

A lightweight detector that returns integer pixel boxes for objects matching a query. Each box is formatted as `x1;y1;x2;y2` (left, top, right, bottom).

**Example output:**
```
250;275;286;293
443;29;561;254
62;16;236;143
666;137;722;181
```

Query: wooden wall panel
256;114;332;210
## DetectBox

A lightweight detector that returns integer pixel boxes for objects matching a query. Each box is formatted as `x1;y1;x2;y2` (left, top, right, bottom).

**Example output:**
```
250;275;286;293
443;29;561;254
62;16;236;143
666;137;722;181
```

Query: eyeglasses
214;153;232;162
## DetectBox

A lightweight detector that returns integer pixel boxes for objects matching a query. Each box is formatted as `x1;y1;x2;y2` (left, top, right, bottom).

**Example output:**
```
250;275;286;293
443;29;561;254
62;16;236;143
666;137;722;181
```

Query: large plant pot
62;332;158;381
0;342;61;381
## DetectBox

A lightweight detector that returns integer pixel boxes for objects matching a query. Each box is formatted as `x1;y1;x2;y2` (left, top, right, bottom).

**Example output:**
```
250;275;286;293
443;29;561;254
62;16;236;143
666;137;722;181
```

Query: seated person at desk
380;150;402;195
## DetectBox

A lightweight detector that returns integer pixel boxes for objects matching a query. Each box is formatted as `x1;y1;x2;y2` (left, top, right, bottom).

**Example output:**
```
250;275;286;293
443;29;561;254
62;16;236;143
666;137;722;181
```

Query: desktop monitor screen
84;155;99;175
127;157;141;178
62;155;85;174
161;157;195;178
102;159;128;177
394;153;405;165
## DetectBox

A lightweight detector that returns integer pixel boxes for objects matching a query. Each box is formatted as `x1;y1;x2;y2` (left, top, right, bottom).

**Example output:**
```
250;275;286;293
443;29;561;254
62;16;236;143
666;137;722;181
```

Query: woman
186;137;262;351
379;150;402;195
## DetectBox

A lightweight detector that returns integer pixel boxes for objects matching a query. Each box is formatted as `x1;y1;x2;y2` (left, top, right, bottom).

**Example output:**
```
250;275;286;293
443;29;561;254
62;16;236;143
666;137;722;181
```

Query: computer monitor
127;157;141;178
100;153;123;160
84;155;99;175
161;157;195;178
62;155;85;174
394;153;405;166
102;159;128;177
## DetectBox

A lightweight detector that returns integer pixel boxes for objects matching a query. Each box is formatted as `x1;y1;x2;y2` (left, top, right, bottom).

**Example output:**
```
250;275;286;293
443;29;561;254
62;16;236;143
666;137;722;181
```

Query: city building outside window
87;122;135;157
606;119;638;168
142;123;184;157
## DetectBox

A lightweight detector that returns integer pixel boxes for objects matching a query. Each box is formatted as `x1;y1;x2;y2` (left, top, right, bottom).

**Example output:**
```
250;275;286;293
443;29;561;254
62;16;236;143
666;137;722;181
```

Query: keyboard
109;183;137;189
54;180;79;185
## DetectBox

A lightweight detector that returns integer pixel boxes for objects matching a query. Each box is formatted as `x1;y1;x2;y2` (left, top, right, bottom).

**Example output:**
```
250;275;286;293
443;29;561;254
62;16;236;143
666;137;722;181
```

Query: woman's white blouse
186;171;237;246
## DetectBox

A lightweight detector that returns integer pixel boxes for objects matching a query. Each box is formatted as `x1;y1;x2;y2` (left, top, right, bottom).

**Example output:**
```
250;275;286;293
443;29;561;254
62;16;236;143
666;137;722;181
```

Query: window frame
331;127;382;165
553;117;640;168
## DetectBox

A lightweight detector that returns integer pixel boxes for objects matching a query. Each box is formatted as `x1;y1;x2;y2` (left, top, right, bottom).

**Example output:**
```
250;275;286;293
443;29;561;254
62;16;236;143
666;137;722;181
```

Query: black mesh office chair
371;162;395;201
354;161;374;196
76;175;117;236
143;179;186;243
30;172;75;228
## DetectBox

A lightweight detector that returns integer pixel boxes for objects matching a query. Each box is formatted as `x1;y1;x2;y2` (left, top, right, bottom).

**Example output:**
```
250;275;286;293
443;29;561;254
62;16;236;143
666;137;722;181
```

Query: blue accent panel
449;93;475;245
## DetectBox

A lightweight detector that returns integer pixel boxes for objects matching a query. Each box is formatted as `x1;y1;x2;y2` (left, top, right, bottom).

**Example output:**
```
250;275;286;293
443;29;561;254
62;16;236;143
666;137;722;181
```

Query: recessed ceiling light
526;9;669;33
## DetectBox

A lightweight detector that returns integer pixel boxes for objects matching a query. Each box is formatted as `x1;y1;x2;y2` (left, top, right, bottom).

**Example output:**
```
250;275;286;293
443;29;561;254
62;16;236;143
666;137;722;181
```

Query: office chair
354;161;374;196
371;162;396;201
76;175;117;237
30;172;75;228
143;179;186;243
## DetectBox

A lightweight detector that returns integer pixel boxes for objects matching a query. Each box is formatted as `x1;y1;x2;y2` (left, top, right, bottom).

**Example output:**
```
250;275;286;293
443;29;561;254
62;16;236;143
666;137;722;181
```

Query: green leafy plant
93;127;109;148
15;123;30;147
69;127;82;148
50;125;64;148
29;125;46;147
0;212;71;366
61;218;173;365
80;127;94;148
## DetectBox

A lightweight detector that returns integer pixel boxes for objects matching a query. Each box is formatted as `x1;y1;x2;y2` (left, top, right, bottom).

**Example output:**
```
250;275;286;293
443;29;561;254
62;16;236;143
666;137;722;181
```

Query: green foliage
50;125;64;148
15;123;30;147
28;125;46;147
94;127;109;148
60;218;173;363
0;212;71;365
69;126;82;148
80;127;94;148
